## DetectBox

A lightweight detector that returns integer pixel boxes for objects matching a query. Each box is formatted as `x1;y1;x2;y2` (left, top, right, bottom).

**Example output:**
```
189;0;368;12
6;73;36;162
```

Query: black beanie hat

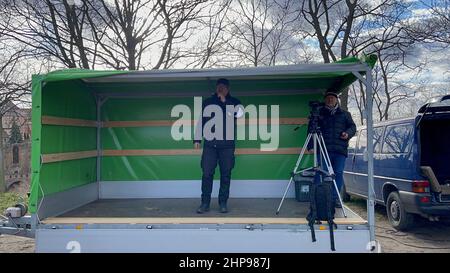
216;78;230;87
324;91;338;98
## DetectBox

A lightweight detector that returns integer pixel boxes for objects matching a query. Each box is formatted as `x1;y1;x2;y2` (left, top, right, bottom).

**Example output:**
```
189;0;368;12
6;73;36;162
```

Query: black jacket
194;93;242;148
312;106;356;157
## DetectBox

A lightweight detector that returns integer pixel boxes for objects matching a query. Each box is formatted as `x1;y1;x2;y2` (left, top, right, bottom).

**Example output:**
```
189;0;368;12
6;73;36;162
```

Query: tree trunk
340;88;349;111
0;115;6;193
338;1;357;111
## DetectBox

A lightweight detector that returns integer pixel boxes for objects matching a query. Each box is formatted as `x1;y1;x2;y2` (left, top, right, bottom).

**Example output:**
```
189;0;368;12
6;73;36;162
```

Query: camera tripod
275;128;347;217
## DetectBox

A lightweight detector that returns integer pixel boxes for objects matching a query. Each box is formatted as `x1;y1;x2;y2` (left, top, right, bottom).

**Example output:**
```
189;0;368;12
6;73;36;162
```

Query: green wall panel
39;79;98;196
102;125;308;150
39;158;97;195
41;125;97;154
100;94;319;181
101;154;313;181
42;80;96;120
102;94;319;121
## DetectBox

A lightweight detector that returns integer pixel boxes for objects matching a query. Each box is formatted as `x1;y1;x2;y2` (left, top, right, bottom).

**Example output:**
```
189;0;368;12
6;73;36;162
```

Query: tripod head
308;101;325;133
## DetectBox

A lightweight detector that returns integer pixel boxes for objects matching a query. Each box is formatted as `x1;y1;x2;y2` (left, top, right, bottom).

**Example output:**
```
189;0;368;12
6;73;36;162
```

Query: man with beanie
309;91;356;208
194;78;242;214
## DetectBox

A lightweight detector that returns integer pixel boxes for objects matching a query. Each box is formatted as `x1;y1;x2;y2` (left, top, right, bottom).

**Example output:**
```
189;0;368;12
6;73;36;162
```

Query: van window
373;127;384;153
357;129;367;153
382;124;414;154
356;127;383;153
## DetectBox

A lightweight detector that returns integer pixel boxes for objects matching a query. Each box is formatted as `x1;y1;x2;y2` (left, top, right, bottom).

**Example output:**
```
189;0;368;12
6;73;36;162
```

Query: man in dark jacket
194;78;242;214
311;91;356;208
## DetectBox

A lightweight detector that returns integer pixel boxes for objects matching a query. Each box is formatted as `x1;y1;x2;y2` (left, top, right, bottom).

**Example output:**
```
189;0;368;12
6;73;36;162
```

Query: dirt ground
1;197;449;253
0;234;34;253
345;198;450;253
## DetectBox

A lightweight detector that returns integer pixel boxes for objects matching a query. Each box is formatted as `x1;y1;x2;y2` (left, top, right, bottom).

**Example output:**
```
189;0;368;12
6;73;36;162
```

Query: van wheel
341;184;351;202
386;191;414;231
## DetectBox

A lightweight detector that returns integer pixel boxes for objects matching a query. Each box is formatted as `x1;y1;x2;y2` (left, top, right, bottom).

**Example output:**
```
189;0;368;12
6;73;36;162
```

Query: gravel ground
1;197;449;253
345;198;450;253
0;234;34;253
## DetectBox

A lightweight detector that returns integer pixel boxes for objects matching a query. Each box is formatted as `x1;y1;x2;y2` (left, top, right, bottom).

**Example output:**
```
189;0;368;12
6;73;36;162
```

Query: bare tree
300;0;412;110
184;0;232;68
225;0;299;67
1;0;96;69
347;0;426;123
373;49;419;121
84;0;163;70
154;0;210;69
265;0;301;66
2;0;210;70
406;0;450;46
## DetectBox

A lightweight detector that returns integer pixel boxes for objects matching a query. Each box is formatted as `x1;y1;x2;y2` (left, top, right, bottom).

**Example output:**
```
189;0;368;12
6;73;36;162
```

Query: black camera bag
306;180;337;251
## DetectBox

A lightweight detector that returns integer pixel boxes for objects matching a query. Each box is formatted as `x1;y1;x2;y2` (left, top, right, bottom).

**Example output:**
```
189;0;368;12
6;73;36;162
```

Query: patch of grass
0;192;28;215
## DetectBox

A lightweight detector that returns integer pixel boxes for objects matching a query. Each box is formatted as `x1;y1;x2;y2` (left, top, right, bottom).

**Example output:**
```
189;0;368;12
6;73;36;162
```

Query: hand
307;149;315;154
194;142;201;149
340;132;349;140
218;94;226;102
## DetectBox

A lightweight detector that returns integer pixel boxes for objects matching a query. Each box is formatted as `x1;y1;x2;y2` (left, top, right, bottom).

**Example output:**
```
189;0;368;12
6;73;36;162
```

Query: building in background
1;101;31;192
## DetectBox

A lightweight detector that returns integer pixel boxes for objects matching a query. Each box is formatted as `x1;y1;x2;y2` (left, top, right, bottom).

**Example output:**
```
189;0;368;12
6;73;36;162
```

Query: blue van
343;96;450;230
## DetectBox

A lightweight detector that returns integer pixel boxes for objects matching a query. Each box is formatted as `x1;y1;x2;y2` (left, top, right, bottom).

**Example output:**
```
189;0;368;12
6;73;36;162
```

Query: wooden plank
102;120;176;127
102;147;312;157
101;118;308;128
103;149;202;156
42;115;98;127
236;147;311;155
43;217;367;225
42;150;98;164
239;118;308;125
42;147;312;163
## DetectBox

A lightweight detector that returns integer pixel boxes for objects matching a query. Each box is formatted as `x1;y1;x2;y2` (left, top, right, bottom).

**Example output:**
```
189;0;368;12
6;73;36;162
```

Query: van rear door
418;97;450;200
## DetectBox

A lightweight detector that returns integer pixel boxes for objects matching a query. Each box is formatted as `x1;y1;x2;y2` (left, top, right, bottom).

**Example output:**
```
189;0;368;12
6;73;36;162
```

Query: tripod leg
276;133;313;215
276;177;293;215
316;134;348;218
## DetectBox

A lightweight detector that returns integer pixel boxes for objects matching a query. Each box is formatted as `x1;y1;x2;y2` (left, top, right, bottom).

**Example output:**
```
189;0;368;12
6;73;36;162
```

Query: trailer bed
43;198;365;225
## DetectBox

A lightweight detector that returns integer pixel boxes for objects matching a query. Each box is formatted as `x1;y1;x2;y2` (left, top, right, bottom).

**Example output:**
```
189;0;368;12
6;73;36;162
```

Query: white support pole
365;66;376;248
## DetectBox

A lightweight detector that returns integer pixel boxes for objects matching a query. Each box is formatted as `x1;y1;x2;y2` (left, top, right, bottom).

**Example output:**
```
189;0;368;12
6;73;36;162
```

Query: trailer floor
43;198;366;225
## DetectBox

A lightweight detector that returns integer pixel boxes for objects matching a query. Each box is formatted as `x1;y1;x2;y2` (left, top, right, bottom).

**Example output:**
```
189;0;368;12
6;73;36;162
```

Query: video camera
308;101;325;114
308;101;325;133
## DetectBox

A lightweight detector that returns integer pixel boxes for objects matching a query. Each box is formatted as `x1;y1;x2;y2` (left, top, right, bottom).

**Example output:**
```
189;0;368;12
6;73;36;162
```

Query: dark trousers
201;146;235;205
313;151;347;202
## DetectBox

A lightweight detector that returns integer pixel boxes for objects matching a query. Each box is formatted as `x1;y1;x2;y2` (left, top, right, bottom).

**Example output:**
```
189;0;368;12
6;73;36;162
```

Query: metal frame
82;63;370;83
353;69;376;248
37;222;368;230
96;96;108;199
35;227;371;253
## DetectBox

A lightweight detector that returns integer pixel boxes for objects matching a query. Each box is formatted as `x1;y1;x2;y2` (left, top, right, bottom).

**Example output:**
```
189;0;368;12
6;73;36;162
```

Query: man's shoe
219;204;228;213
196;204;210;214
